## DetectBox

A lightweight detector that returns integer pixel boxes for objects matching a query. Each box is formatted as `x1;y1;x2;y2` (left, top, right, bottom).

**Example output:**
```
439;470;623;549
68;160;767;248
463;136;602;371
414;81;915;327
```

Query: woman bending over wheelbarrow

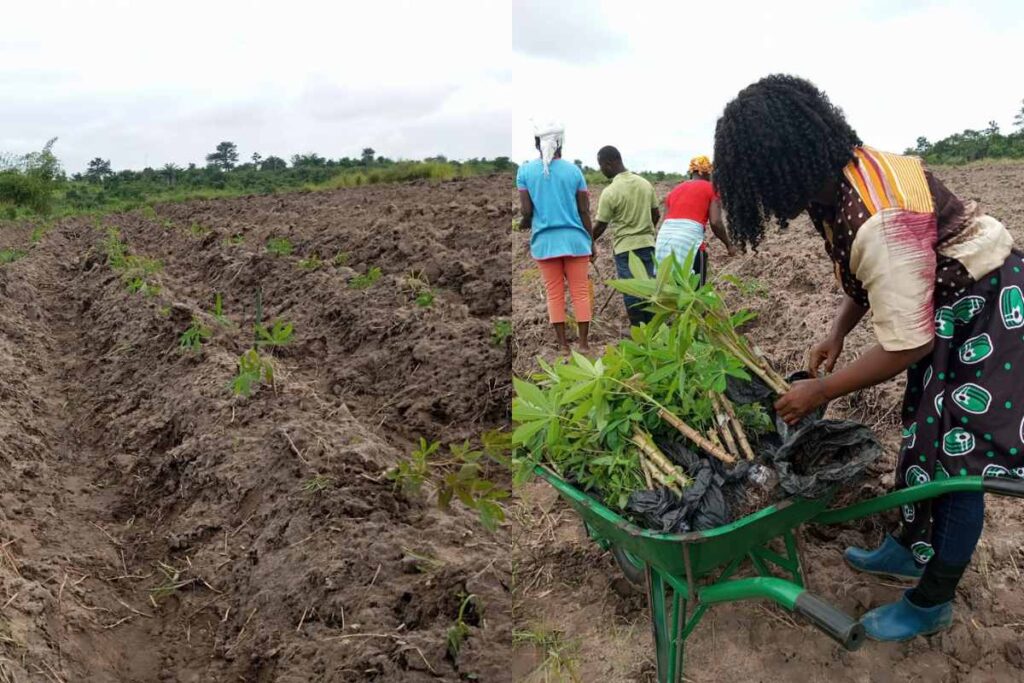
712;74;1019;642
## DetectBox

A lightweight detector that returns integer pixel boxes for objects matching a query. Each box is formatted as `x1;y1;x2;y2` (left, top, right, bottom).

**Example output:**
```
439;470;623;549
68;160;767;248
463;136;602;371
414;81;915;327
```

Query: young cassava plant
512;253;779;511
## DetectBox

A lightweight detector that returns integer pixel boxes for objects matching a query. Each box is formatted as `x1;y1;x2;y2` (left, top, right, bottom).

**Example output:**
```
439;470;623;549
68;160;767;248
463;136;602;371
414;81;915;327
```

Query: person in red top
655;156;736;285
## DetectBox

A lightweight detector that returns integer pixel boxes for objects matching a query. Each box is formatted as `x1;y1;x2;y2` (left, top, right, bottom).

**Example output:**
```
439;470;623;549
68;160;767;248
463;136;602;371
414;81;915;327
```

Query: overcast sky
514;0;1024;173
0;0;512;173
3;1;1022;174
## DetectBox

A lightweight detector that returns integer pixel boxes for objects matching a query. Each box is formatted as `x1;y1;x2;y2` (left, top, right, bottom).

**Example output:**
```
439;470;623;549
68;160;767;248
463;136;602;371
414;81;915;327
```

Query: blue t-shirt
516;158;592;260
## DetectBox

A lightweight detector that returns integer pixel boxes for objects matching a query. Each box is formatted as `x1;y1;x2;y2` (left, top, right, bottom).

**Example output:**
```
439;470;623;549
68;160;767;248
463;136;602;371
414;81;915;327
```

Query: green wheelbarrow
536;465;1024;682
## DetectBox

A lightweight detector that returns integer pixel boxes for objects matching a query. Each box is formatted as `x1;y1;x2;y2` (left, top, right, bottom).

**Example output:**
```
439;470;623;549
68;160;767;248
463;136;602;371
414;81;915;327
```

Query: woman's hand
774;379;829;426
807;334;843;375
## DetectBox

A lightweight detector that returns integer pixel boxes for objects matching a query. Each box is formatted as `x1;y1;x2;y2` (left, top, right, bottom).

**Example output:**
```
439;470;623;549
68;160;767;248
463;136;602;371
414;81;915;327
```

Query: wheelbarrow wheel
611;545;646;587
581;522;647;586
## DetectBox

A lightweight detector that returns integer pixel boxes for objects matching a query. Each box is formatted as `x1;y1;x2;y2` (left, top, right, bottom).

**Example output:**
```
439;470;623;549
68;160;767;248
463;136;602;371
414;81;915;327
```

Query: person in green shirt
593;145;660;326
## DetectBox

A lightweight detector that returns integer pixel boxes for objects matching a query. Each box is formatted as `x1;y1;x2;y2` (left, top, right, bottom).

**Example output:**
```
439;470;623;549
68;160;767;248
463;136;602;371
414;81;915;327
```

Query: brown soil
0;175;513;681
511;161;1024;681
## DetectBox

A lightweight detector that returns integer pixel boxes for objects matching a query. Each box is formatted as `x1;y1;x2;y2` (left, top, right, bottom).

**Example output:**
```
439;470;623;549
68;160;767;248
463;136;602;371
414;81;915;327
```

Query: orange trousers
536;256;592;324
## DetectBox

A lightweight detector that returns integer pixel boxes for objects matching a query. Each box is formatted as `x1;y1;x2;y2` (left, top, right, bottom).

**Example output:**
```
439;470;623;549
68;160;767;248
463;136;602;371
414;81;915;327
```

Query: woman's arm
807;295;869;374
830;295;868;341
708;199;736;255
576;191;593;236
519;190;533;231
777;339;933;424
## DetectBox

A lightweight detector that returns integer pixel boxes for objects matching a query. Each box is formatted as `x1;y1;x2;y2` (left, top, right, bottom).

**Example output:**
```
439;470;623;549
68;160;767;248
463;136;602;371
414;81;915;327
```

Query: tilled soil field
511;161;1024;681
0;175;513;682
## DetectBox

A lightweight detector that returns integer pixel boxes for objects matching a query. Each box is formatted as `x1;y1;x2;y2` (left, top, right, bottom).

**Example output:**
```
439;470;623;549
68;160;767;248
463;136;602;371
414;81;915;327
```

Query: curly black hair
713;74;862;250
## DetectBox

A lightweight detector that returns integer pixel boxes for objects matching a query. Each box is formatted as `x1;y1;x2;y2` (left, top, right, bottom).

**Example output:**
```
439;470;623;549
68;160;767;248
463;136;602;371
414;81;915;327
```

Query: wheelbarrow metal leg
670;589;687;683
645;564;687;683
644;564;671;681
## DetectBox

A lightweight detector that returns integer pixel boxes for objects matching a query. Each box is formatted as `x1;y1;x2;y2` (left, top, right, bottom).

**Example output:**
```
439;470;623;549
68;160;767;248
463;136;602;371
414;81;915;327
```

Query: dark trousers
907;491;984;606
929;491;984;565
614;247;656;327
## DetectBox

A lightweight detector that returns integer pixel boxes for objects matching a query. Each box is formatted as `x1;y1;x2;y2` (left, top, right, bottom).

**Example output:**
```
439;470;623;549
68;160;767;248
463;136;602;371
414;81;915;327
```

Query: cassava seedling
388;437;509;531
492;319;512;346
179;317;212;352
210;293;231;326
610;251;790;393
254;319;294;348
230;349;275;397
446;593;478;660
512;261;782;511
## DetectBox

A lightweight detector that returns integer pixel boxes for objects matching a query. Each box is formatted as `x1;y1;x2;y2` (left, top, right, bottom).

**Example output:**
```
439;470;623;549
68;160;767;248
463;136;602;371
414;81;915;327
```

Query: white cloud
0;0;512;171
513;0;1024;171
512;0;626;64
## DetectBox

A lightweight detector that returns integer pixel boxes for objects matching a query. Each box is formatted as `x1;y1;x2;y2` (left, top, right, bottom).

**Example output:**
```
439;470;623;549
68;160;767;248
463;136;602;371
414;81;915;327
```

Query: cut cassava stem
640;458;653;488
641;458;682;495
631;430;692;489
656;409;736;465
709;394;741;459
713;392;756;461
710;333;789;394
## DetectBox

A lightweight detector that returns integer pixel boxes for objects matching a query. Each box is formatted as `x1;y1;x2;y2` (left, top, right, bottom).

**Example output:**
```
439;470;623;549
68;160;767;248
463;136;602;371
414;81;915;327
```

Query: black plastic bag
769;419;882;498
626;439;745;533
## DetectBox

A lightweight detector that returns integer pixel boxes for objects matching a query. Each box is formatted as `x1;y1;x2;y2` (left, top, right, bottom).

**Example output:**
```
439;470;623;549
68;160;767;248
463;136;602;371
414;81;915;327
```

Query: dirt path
510;162;1024;682
1;175;514;681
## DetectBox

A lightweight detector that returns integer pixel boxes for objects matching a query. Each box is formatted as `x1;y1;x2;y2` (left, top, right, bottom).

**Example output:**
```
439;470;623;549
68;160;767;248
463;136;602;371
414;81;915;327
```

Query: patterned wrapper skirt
896;251;1024;562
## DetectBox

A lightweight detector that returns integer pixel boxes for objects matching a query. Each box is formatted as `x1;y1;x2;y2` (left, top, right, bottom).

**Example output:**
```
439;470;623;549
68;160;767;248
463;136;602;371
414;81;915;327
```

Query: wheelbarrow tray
535;464;833;581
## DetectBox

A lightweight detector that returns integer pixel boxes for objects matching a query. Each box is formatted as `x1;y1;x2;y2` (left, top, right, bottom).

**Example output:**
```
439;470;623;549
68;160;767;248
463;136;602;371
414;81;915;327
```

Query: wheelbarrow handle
793;593;866;651
983;477;1024;498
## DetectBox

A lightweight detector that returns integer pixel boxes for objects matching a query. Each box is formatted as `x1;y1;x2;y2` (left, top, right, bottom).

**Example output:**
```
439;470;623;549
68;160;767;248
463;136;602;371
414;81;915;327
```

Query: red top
664;178;718;224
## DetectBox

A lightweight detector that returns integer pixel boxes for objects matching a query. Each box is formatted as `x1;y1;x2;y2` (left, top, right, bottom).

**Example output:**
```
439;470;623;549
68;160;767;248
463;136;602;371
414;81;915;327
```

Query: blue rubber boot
844;535;924;580
862;592;953;641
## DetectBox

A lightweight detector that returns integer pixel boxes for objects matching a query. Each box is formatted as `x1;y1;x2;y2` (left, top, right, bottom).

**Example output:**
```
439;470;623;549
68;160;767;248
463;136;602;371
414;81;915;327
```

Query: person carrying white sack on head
516;121;595;356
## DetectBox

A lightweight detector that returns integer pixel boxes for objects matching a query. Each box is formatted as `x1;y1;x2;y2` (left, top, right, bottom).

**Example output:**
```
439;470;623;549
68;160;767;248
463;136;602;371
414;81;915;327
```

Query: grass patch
0;249;26;264
266;237;294;256
188;222;210;237
333;251;350;266
349;266;382;290
415;290;435;307
400;548;445;573
223;233;244;246
298;255;323;270
512;627;581;682
103;228;162;296
301;475;333;494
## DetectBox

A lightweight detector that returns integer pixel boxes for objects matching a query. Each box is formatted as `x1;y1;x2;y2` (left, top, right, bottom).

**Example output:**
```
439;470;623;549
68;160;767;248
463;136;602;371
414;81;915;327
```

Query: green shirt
596;171;657;254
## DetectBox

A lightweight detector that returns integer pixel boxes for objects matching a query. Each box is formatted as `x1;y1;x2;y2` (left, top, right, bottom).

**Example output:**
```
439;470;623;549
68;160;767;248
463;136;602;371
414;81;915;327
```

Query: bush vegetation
0;140;516;220
908;99;1024;165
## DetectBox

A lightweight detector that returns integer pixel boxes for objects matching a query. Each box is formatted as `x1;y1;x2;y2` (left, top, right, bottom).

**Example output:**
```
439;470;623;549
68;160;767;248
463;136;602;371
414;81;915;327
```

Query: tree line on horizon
0;140;515;218
907;98;1024;164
